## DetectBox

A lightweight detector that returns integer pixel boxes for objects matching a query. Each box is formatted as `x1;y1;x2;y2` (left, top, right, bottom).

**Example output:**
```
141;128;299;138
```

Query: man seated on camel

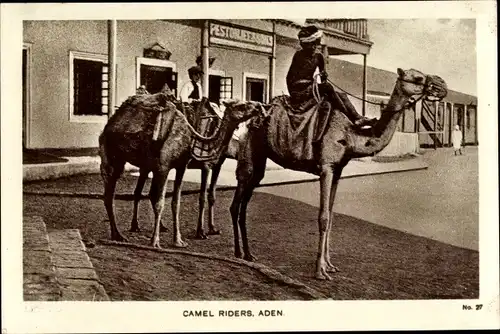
286;25;376;128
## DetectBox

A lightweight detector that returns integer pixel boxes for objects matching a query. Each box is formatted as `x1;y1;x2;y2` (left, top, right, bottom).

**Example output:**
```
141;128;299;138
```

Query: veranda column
461;104;466;144
474;104;478;145
201;20;210;98
269;22;276;102
449;102;454;146
434;100;439;148
362;54;367;116
107;20;117;119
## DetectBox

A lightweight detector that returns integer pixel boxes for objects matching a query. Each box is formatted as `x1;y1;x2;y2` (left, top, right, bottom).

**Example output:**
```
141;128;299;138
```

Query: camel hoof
150;239;162;249
315;270;332;281
194;230;208;240
160;224;168;233
173;239;188;248
235;251;243;259
207;229;221;236
243;254;257;262
111;233;128;242
327;265;340;273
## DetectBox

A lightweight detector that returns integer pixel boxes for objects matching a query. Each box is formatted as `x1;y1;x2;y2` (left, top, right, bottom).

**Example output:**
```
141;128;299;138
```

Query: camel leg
324;168;343;273
231;147;266;261
316;165;334;280
238;183;261;262
230;182;262;261
101;160;127;242
130;169;148;232
207;157;225;235
149;169;170;248
230;185;244;259
195;165;211;239
171;165;188;248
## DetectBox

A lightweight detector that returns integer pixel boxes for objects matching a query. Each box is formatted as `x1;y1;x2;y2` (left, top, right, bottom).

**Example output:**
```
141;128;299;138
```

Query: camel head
395;68;448;104
222;99;266;124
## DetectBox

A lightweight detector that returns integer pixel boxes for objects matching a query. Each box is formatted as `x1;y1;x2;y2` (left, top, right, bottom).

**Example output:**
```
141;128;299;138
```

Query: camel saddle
183;99;223;162
249;95;332;163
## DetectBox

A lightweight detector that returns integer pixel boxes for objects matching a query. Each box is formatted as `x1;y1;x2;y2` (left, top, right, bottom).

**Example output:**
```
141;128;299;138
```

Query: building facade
23;19;476;152
22;19;373;150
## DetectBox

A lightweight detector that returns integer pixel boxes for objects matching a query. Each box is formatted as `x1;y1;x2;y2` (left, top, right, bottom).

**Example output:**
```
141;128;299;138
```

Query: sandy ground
257;147;478;250
23;153;479;300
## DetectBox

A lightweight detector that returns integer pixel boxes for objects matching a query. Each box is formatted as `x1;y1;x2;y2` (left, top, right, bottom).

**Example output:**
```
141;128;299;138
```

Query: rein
312;74;428;108
179;98;224;142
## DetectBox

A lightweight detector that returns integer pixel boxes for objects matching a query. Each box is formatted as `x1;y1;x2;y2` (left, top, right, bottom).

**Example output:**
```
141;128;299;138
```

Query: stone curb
49;229;109;301
100;239;328;300
23;216;63;301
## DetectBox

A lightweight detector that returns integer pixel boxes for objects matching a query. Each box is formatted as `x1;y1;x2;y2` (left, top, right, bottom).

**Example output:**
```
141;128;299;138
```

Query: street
23;146;479;300
257;147;478;250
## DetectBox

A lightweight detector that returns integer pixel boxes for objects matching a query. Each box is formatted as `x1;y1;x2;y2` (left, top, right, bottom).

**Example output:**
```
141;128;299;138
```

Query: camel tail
98;131;113;182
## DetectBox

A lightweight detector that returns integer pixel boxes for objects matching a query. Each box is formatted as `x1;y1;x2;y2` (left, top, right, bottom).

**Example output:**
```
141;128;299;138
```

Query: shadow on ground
23;173;479;300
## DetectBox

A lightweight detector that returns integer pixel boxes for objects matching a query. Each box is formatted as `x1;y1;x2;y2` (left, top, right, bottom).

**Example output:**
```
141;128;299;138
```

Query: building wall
116;20;200;104
274;43;296;97
24;21;108;149
210;46;270;101
24;20;200;149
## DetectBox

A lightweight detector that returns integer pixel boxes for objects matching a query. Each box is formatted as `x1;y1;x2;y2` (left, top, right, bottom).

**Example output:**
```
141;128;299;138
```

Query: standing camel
229;68;447;280
99;93;263;248
129;101;245;240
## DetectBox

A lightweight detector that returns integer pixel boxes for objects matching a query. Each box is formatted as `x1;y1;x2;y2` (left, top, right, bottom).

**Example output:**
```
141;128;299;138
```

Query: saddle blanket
265;95;331;163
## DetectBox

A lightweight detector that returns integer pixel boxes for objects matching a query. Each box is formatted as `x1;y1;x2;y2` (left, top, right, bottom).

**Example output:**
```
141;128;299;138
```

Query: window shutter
172;72;178;97
220;77;233;100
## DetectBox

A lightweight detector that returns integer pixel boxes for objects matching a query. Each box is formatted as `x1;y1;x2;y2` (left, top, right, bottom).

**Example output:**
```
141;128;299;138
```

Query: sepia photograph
1;1;498;332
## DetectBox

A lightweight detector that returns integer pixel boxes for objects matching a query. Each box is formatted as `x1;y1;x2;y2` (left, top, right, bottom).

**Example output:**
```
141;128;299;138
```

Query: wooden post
434;100;438;149
449;102;454;146
107;20;117;119
201;20;210;98
462;104;466;145
269;22;276;102
474;104;478;145
362;54;367;116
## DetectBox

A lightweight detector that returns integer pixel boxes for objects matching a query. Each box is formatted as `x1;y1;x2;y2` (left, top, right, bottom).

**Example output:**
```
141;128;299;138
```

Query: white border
242;71;269;103
135;56;177;91
2;2;499;333
68;50;109;123
22;43;32;148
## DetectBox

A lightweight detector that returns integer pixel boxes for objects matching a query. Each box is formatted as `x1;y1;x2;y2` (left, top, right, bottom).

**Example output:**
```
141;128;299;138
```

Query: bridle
397;76;428;106
312;73;434;108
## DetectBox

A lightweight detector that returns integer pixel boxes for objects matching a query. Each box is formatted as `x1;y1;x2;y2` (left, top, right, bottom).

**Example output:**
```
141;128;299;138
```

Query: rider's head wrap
298;25;323;43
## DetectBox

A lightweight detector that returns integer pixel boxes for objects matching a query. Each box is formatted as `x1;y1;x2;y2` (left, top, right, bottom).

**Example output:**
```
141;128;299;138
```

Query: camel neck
371;86;409;137
352;87;409;157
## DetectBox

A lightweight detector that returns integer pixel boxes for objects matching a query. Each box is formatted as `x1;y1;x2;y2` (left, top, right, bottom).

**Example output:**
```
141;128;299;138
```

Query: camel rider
180;65;203;103
286;25;376;128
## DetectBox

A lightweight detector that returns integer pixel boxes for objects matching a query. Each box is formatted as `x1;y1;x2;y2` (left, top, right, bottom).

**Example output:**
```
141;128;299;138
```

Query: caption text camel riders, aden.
182;309;284;318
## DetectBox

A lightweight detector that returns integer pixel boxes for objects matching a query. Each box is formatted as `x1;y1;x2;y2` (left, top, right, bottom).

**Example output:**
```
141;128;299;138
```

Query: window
69;51;113;122
208;69;233;105
243;72;268;103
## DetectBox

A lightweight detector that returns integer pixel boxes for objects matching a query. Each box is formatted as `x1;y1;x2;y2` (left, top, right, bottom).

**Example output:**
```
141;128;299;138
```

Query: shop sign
209;22;273;55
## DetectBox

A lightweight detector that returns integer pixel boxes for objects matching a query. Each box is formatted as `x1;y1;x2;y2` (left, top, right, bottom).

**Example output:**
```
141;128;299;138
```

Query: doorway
136;57;177;96
243;72;268;103
23;44;31;149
